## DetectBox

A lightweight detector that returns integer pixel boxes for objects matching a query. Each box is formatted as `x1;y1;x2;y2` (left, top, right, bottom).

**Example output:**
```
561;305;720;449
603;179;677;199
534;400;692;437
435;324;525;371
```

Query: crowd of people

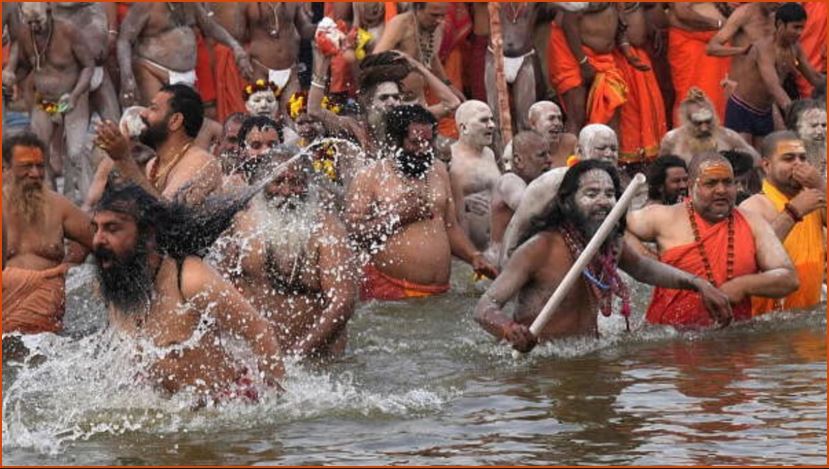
2;2;826;406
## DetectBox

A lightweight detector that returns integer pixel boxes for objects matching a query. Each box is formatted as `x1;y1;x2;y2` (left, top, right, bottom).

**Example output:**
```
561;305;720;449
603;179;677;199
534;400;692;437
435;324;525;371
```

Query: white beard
250;190;321;262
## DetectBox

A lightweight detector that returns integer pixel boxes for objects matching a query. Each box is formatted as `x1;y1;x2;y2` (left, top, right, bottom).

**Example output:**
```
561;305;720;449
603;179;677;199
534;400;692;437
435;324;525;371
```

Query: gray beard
251;190;321;262
804;139;826;174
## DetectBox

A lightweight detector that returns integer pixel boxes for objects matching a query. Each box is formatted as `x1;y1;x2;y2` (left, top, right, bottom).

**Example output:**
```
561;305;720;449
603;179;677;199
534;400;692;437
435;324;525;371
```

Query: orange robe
195;33;216;104
614;47;667;165
547;24;628;124
431;2;471;139
361;264;449;301
2;264;69;334
646;209;757;328
751;181;825;315
796;2;827;98
668;27;731;122
213;43;247;122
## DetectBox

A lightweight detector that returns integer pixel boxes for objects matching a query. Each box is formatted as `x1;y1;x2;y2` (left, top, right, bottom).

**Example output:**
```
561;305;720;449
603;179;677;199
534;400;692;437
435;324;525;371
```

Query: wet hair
238;115;283;146
775;2;807;26
647;155;687;201
358;52;410;102
760;130;802;159
522;160;623;244
687;151;732;181
2;131;47;166
385;104;437;148
720;149;754;175
94;183;256;260
784;99;825;131
159;84;204;138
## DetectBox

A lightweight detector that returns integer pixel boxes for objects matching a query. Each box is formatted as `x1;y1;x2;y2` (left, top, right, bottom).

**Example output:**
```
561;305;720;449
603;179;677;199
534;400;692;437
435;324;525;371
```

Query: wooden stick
514;173;648;358
487;3;512;151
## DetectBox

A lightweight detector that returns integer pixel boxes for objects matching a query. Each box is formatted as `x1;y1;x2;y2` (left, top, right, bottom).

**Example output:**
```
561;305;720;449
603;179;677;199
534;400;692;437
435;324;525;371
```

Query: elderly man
95;84;222;206
449;100;500;250
487;131;550;265
740;131;826;315
345;105;498;301
117;2;252;106
91;183;283;404
2;133;93;335
626;152;799;328
5;3;95;202
659;87;760;165
785;99;826;176
214;149;359;358
500;124;620;266
527;101;577;169
475;160;732;351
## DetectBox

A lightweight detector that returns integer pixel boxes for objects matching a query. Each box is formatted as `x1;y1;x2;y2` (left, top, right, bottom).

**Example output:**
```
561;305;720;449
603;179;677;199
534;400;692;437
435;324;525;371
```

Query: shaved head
455;100;491;125
577;124;618;163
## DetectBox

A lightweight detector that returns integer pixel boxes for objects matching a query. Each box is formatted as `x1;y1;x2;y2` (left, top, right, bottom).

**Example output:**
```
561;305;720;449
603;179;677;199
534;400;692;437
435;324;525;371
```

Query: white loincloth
489;47;536;84
138;57;197;87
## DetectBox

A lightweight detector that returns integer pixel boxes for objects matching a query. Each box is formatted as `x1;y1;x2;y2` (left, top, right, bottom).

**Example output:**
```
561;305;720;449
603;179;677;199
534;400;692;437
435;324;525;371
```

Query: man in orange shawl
626;152;799;328
549;7;628;134
740;131;826;315
796;1;827;98
667;3;731;122
432;2;472;139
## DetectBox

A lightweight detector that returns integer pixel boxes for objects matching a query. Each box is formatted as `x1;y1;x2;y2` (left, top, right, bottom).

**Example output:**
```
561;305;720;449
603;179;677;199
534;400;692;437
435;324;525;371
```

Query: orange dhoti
668;27;731;123
796;2;827;98
2;264;69;334
646;209;757;328
614;47;666;165
751;181;825;315
195;33;216;104
361;264;449;301
213;43;247;122
547;24;627;124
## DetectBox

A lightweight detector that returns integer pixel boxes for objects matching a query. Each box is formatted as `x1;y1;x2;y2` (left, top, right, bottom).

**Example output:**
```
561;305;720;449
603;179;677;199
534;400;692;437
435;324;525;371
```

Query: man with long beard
95;84;222;206
659;88;759;165
475;160;732;352
740;131;826;315
345;105;498;301
91;183;284;404
786;99;827;177
2;133;94;334
214;152;359;358
627;152;799;328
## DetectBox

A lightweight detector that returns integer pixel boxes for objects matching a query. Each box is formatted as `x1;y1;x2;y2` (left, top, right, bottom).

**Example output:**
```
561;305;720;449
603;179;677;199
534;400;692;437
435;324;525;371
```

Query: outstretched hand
472;252;499;280
695;278;733;328
503;321;537;353
94;120;131;161
626;54;651;72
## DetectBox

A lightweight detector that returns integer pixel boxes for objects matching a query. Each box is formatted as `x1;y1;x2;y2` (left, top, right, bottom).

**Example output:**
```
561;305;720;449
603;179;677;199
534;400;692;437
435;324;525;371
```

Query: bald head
512;131;550;181
577;124;618;163
528;101;565;143
688;151;733;182
455;100;495;147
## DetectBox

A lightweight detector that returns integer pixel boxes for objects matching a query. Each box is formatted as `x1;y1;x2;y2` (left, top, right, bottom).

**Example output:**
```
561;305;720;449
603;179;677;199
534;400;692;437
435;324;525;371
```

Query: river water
3;262;826;465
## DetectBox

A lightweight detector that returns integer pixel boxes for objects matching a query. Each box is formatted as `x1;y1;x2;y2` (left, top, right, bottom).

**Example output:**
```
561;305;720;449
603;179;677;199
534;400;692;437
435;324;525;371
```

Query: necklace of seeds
414;14;434;65
686;199;734;285
30;19;53;71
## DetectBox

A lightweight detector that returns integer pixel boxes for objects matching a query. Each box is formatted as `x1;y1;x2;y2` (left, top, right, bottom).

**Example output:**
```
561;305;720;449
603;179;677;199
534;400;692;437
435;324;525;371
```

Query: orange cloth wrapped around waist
646;209;757;328
547;23;627;124
752;181;825;315
2;264;69;334
613;47;666;165
361;263;449;301
213;43;247;122
195;33;216;102
668;27;730;122
797;2;827;97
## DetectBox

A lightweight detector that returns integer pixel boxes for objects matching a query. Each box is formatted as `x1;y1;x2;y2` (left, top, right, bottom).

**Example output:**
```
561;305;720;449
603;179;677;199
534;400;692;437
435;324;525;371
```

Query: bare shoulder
737;206;772;231
660;128;680;146
180;255;223;298
739;193;776;221
561;132;578;148
47;189;81;215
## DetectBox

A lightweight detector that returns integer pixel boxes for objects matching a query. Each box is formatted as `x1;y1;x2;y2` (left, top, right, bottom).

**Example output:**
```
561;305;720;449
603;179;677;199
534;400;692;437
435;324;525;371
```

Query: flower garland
243;79;281;101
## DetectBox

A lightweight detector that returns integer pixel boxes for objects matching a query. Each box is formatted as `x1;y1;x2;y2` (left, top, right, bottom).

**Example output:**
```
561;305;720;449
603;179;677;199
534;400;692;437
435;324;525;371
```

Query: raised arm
308;45;359;135
706;6;752;57
61;196;94;250
293;3;317;39
500;169;565;264
182;257;285;386
372;14;404;53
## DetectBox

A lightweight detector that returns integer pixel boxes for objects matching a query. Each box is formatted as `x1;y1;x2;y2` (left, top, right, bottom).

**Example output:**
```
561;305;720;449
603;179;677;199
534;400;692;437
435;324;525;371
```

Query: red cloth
668;27;731;123
213;43;247;122
116;2;131;25
439;3;472;62
614;47;667;165
361;264;449;301
195;33;216;103
646;208;757;328
2;264;69;334
464;33;488;101
796;2;827;98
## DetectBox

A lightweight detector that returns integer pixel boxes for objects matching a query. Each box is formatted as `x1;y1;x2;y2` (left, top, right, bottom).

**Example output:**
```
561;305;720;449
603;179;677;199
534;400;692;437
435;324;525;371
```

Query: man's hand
793;163;824;190
580;61;596;87
120;75;138;107
502;321;537;353
788;187;826;218
472;251;499;280
625;53;651;72
234;48;254;81
465;192;490;217
2;68;17;98
94;120;131;161
58;93;76;113
718;278;747;306
693;277;733;328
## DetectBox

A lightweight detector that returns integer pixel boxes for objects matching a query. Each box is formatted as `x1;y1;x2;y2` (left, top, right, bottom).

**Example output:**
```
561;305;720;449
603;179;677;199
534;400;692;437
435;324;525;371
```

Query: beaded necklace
685;199;735;285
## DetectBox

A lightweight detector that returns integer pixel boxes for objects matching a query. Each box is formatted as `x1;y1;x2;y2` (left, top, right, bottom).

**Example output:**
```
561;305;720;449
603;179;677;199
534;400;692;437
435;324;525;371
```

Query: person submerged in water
91;183;284;405
475;160;733;352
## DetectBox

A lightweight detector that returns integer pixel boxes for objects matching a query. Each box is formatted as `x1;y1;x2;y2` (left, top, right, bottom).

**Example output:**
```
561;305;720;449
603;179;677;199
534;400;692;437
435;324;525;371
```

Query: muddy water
3;263;825;465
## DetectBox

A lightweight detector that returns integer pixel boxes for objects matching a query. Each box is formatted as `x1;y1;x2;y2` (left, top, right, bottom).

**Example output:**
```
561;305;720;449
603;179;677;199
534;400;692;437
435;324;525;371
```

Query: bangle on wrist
578;56;589;65
311;80;326;89
783;202;803;222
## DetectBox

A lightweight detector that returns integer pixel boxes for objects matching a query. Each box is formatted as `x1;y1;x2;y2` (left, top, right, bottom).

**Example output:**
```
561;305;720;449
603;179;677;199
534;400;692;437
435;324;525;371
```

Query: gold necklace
150;142;192;190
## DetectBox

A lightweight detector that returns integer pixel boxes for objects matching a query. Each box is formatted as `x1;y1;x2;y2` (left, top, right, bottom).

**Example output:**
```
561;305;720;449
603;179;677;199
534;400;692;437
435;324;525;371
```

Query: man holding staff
475;161;732;352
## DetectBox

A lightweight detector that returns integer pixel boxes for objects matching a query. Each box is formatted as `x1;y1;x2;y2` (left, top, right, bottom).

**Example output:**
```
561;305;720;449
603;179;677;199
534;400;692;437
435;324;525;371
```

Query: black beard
138;118;169;150
95;241;155;315
395;150;433;179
